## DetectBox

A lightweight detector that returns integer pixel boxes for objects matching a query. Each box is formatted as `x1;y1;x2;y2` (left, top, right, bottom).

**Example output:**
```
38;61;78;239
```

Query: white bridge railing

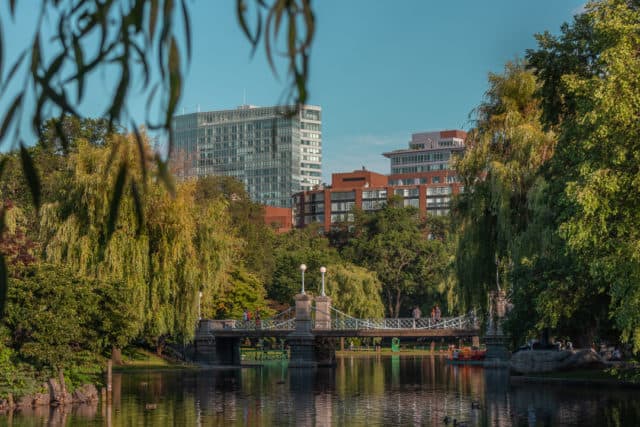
199;307;479;332
198;307;297;332
327;307;478;330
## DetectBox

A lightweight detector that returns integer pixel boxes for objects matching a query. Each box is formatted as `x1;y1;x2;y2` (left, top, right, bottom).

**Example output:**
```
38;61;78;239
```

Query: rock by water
511;349;606;374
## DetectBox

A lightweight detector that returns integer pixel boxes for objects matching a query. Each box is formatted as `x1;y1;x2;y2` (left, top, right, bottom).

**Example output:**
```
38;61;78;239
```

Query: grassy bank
113;349;197;371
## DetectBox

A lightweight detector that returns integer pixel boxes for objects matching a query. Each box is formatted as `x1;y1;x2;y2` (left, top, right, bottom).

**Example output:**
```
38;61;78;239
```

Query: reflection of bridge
195;293;481;367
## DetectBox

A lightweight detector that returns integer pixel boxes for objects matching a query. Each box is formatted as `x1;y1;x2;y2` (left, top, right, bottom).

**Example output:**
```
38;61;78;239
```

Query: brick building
263;206;293;233
292;130;466;231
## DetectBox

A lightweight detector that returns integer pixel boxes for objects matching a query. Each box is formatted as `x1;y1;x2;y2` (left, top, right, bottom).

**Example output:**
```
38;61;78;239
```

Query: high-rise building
171;104;322;207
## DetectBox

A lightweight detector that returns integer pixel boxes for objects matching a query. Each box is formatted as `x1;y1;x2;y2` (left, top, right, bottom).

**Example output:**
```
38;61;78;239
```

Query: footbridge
195;293;480;367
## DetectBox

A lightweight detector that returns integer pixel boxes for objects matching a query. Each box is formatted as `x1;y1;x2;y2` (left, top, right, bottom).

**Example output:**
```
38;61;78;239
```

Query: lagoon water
2;355;640;426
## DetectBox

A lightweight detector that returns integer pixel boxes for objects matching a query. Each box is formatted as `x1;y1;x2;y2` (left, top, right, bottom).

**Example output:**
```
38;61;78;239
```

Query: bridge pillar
484;290;511;366
194;321;241;365
287;293;317;367
314;296;332;330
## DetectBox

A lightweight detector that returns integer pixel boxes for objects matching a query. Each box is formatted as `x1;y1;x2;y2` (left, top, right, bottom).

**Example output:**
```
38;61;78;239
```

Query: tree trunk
111;347;123;365
394;288;402;319
386;290;394;318
58;367;67;398
156;336;165;356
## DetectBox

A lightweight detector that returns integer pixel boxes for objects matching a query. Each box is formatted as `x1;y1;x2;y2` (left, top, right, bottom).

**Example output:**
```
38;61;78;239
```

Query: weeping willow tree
324;263;385;319
453;61;556;312
40;133;238;348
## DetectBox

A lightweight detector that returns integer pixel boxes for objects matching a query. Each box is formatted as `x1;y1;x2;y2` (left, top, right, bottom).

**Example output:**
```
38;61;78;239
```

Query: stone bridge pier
194;331;241;366
287;293;337;367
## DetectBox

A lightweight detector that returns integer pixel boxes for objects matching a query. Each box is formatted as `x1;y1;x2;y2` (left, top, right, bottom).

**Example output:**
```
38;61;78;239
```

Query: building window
362;200;386;211
331;201;355;212
394;188;419;198
330;191;355;201
362;189;387;199
330;213;354;223
427;186;451;196
403;199;419;208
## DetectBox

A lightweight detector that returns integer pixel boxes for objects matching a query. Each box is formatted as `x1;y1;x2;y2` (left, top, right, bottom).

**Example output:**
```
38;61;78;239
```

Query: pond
2;355;639;426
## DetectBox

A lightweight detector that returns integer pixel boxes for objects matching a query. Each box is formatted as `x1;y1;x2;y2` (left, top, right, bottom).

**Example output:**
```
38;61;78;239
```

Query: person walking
412;306;422;328
412;306;422;319
434;305;441;322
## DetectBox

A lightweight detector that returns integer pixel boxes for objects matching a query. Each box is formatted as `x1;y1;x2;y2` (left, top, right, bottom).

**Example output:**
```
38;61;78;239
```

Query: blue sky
185;1;585;181
2;1;585;182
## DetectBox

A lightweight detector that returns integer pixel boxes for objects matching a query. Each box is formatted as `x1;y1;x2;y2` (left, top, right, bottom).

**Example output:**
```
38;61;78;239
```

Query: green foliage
6;265;92;370
41;135;239;344
324;263;385;319
344;205;450;318
549;0;640;351
269;227;341;303
211;266;272;319
194;175;276;284
453;61;555;313
459;1;640;352
0;336;39;400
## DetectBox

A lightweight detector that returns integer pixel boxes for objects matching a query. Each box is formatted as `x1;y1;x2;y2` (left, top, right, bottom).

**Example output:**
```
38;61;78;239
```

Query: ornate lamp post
300;264;307;294
320;266;327;297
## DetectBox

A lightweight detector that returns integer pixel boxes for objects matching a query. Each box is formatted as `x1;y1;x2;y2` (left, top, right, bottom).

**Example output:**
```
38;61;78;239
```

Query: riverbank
511;368;640;388
113;349;197;371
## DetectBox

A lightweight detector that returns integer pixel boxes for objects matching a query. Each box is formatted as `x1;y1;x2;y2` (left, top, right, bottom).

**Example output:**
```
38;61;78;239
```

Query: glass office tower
171;105;322;207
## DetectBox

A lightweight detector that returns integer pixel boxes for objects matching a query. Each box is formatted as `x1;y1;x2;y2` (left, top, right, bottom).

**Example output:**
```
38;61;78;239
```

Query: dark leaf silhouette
20;143;41;210
0;93;22;142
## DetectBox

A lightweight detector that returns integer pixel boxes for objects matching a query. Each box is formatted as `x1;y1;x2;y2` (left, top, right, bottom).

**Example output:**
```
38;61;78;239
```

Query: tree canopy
344;205;451;318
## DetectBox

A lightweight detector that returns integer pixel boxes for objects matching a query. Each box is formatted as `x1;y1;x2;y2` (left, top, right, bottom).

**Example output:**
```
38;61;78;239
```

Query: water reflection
2;356;639;426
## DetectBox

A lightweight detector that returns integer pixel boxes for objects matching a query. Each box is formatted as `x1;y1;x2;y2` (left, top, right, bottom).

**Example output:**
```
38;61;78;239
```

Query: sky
1;1;585;182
